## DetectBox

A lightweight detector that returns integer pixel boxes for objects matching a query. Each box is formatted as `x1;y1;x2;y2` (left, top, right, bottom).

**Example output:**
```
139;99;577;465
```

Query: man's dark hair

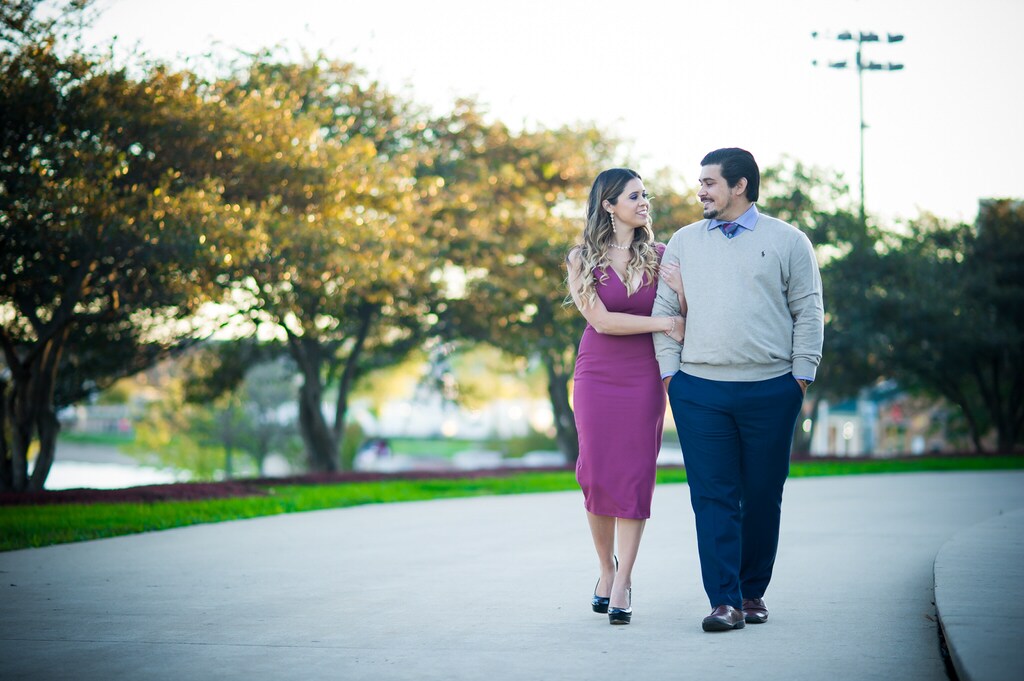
701;147;759;202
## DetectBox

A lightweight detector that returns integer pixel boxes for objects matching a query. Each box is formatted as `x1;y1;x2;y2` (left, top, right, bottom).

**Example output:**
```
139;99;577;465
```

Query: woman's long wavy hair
568;168;659;308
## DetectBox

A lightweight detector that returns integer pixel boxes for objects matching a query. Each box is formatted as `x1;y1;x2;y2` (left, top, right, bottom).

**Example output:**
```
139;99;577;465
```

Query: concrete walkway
2;471;1022;681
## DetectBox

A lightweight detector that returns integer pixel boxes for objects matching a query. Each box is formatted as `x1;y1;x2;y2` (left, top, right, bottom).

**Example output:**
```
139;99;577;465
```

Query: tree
0;4;236;490
181;341;303;475
427;103;612;461
131;377;241;481
862;202;1024;451
207;54;442;471
132;350;302;478
970;200;1024;449
238;359;303;474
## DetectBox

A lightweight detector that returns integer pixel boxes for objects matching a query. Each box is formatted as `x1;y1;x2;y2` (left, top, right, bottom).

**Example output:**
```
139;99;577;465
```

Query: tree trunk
955;390;987;454
0;378;10;490
224;444;234;479
1008;358;1024;451
5;369;33;491
332;306;376;471
255;441;268;476
1;329;68;492
994;392;1024;453
29;409;60;491
543;353;578;463
217;409;236;478
28;334;70;490
297;375;338;472
929;370;987;454
982;353;1023;453
290;336;338;472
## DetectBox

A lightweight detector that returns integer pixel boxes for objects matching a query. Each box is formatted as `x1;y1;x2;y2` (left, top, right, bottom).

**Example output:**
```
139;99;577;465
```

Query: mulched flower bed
0;465;574;506
0;481;271;506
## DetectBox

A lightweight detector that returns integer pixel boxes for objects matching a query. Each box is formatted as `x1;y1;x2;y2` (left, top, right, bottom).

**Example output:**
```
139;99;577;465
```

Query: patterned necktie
720;221;740;239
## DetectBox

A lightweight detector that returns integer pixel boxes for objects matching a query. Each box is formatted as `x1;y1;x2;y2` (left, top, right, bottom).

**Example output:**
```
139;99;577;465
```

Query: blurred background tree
0;1;240;490
427;102;612;461
132;348;302;479
158;52;446;472
855;202;1024;452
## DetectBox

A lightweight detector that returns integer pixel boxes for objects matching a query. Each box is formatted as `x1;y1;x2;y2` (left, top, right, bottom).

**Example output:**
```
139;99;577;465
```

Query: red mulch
0;481;270;506
0;466;574;506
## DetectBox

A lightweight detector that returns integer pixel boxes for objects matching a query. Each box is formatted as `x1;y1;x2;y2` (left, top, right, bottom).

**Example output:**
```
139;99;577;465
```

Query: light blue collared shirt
707;203;760;237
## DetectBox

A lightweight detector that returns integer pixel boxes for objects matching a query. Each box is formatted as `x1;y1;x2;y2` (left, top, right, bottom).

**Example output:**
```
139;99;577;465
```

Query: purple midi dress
573;260;666;519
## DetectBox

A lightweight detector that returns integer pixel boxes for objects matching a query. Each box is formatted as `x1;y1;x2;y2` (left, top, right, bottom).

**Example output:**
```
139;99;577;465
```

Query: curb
933;507;1024;681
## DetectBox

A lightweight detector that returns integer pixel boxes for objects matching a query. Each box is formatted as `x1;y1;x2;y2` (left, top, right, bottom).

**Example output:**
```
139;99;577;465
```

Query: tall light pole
813;31;904;226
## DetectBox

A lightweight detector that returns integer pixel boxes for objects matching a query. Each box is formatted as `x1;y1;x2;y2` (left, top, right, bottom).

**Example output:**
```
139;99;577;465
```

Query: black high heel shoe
591;578;610;614
590;555;618;614
608;587;632;625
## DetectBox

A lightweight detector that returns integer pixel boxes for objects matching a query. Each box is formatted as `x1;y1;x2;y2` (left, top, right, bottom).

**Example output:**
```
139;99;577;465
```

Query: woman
566;168;686;625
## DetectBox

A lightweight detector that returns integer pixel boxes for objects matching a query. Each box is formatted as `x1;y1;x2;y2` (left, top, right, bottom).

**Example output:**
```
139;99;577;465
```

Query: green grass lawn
387;437;485;458
58;431;136;446
1;456;1021;552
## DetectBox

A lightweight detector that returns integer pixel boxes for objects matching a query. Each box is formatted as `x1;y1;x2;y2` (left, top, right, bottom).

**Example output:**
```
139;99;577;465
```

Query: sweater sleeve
653;232;685;377
787;232;824;380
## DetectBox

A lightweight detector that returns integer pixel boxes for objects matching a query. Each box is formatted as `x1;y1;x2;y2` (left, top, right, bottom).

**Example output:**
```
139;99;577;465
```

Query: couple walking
566;148;824;631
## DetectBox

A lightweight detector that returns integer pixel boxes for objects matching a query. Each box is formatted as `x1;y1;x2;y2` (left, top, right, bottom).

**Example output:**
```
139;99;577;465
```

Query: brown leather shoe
742;598;768;624
702;605;745;632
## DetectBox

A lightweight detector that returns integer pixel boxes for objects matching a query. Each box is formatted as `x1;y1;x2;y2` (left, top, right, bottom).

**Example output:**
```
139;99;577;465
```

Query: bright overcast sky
83;0;1024;224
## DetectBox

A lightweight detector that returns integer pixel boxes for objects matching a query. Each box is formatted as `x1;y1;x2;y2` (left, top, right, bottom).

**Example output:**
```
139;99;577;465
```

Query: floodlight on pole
812;30;905;226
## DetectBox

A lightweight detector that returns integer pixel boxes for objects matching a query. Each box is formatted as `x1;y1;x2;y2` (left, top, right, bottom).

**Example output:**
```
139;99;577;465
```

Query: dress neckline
606;265;646;294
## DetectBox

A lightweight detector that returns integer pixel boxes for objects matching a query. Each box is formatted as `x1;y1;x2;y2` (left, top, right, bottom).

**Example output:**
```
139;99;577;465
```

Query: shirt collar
707;204;759;231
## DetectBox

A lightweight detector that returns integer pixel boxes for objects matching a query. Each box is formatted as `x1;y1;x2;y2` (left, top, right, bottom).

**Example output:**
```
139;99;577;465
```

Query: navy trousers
667;371;805;609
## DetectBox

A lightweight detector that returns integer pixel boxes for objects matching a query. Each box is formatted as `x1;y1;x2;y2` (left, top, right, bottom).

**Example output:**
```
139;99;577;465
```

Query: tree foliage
132;352;302;478
427;103;612;460
205;54;443;471
0;5;235;490
765;158;1024;452
858;202;1024;451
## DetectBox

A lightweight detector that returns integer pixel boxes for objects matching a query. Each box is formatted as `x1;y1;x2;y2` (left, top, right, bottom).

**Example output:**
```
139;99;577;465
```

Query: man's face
698;164;744;220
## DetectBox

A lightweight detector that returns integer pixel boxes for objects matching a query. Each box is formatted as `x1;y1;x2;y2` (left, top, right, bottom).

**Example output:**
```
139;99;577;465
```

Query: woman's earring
609;213;616;231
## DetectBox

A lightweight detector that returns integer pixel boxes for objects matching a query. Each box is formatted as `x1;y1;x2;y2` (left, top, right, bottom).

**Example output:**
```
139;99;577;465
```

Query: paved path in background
53;441;141;465
2;471;1022;681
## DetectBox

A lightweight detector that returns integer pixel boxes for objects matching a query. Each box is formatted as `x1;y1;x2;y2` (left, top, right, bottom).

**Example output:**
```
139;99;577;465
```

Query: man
653;148;824;632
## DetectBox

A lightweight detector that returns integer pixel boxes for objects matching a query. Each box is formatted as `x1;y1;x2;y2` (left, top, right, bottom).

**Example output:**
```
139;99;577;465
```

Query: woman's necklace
609;242;631;251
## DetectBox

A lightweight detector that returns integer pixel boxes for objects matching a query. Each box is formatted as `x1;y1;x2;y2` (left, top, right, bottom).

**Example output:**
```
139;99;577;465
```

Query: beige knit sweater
652;212;824;382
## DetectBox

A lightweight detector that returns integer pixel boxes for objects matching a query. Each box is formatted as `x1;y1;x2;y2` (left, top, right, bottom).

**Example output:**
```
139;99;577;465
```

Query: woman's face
605;178;651;230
